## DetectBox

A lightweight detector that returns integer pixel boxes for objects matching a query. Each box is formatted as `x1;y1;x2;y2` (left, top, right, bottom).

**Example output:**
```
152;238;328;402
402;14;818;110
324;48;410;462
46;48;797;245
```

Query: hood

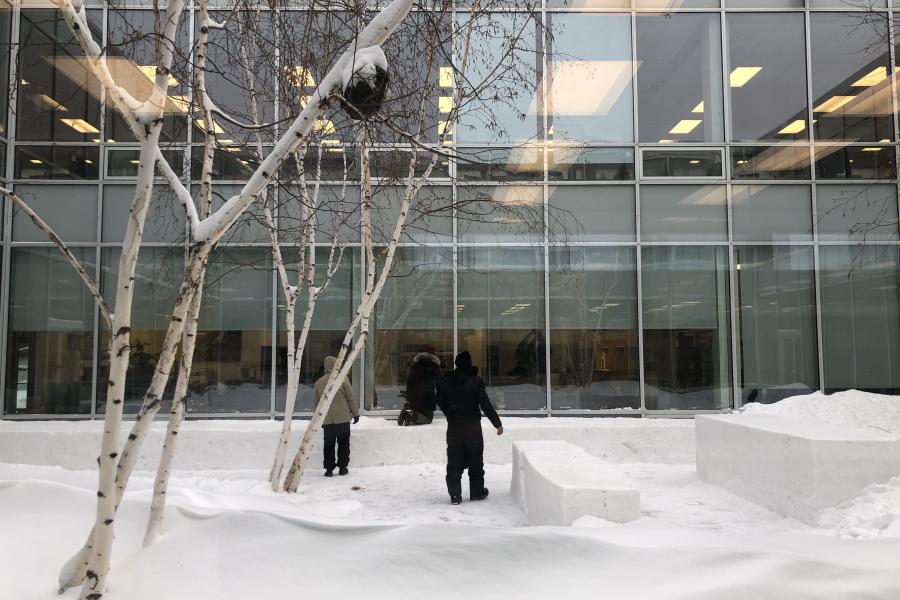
323;356;337;372
413;352;440;367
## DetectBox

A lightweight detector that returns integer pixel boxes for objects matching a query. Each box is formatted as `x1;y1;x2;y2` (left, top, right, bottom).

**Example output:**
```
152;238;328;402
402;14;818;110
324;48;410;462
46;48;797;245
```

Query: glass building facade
1;1;899;419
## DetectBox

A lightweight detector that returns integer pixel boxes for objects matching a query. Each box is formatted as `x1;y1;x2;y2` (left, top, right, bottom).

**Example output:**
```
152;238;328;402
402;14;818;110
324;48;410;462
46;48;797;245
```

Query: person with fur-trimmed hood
399;352;442;426
437;351;503;505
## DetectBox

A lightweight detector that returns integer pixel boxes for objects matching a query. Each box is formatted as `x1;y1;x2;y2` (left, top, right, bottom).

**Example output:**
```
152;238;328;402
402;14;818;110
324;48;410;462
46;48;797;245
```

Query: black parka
437;365;502;429
405;352;441;415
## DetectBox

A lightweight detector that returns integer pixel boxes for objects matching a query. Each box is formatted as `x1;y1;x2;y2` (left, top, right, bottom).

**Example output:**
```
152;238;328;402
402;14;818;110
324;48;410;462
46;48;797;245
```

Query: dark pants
445;419;485;499
323;422;351;470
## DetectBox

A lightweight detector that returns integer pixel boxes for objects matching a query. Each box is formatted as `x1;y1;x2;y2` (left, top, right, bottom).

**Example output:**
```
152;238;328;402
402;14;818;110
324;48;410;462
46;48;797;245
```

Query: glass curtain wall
2;3;900;418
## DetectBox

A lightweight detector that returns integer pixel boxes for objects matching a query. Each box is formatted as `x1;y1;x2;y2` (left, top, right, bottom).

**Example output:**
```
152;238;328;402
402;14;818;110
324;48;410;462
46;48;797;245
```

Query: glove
353;416;360;424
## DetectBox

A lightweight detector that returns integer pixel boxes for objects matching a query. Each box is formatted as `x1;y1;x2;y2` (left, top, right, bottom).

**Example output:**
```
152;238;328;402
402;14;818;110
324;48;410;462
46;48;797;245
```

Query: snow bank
3;476;900;600
741;389;900;435
820;476;900;539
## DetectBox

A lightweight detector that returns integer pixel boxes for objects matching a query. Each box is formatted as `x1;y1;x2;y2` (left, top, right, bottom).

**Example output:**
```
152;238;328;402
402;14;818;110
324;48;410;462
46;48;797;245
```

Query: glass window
727;13;809;143
820;246;899;395
193;183;270;243
549;247;640;410
725;0;802;6
278;145;359;181
816;184;899;241
5;248;95;415
456;146;544;182
97;247;184;414
639;185;727;241
14;146;99;180
548;185;636;242
12;184;97;242
641;246;732;411
106;10;190;143
372;186;452;244
278;184;361;244
642;150;723;178
192;248;273;413
548;147;634;182
458;247;546;411
636;13;724;143
0;6;11;137
735;246;818;405
545;14;633;144
810;13;893;142
107;148;183;178
370;150;450;179
368;247;453;411
276;248;356;414
732;184;812;242
810;0;886;7
731;146;811;180
16;10;102;142
636;0;719;7
190;145;260;180
102;185;185;243
457;185;544;243
814;145;897;180
457;13;543;144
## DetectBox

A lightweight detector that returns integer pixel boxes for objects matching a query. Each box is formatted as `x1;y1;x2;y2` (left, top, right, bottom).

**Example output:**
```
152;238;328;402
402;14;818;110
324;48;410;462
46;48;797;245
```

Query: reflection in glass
14;145;99;180
98;248;183;413
820;246;899;394
12;184;97;242
103;185;185;243
727;13;808;142
814;145;897;180
732;185;812;242
642;150;722;177
107;148;183;178
369;247;453;410
735;246;818;405
276;248;355;413
816;184;899;241
457;186;544;242
642;246;732;411
5;248;94;415
731;146;811;180
192;248;273;413
636;13;724;143
548;147;634;181
640;185;727;242
457;147;544;182
545;14;633;143
458;247;546;410
0;8;11;135
810;13;893;142
548;185;635;243
549;247;639;410
371;186;453;243
17;10;102;142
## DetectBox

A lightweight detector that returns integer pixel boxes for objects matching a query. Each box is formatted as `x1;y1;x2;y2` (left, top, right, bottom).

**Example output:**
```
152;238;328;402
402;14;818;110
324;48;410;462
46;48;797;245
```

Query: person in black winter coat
436;351;503;505
400;352;441;426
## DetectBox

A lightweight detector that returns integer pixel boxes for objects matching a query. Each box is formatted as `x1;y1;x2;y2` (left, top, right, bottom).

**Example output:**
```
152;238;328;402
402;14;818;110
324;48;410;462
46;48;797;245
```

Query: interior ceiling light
286;66;315;87
60;118;100;134
689;160;701;165
85;159;93;164
658;139;677;144
130;159;140;164
531;60;637;117
852;66;887;87
194;118;225;134
814;96;855;113
730;67;762;88
439;67;453;88
38;94;68;111
29;159;43;164
862;147;883;152
777;120;806;135
138;65;178;87
669;119;701;135
691;101;704;114
438;96;453;114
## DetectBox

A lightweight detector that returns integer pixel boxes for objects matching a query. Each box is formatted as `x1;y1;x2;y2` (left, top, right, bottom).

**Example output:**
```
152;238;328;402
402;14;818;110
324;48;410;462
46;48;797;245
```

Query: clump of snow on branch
341;45;389;119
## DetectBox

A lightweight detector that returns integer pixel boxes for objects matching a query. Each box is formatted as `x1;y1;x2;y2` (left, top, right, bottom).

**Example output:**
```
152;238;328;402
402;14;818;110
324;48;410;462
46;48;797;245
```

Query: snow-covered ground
2;393;900;599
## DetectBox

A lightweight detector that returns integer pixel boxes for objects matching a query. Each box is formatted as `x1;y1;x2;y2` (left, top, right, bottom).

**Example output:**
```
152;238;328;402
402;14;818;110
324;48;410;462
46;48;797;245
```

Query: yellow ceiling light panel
167;95;190;113
669;119;702;134
658;139;676;144
29;159;43;164
39;94;67;111
439;67;453;88
438;120;452;136
862;147;883;152
689;160;701;165
130;160;140;164
730;67;762;88
777;120;806;135
691;101;704;114
195;118;225;134
438;96;453;114
814;96;855;113
138;65;178;87
287;66;315;87
852;66;887;87
313;119;336;135
61;118;100;134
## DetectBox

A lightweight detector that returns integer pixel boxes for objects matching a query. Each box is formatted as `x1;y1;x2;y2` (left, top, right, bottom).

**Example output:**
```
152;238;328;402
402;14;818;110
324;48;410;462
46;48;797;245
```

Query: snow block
512;440;641;526
696;414;900;524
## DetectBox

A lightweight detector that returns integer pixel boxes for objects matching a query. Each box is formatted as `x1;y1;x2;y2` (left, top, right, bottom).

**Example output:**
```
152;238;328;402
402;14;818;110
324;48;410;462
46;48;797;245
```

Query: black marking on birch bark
115;326;130;337
85;570;98;587
128;433;137;440
112;399;122;404
171;430;178;435
103;519;113;525
109;452;117;458
86;594;102;600
97;491;105;498
171;316;183;322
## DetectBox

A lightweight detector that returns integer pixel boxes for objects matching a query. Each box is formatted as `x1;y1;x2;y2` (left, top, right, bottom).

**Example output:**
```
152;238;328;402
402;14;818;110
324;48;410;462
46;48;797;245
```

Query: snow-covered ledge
696;414;900;524
0;417;694;471
512;440;641;526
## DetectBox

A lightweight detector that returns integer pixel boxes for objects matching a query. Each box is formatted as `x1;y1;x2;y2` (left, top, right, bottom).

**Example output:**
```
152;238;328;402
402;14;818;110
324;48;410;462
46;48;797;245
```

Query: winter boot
472;488;489;501
339;467;349;476
324;469;334;477
450;495;462;505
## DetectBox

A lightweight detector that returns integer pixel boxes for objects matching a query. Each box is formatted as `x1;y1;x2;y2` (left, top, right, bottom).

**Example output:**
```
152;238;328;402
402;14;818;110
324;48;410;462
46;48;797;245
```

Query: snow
741;389;900;435
342;45;388;89
3;413;900;598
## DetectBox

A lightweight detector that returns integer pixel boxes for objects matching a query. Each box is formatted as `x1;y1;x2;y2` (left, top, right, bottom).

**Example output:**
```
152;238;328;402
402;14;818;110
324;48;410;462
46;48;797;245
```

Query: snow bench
511;440;641;526
696;414;900;524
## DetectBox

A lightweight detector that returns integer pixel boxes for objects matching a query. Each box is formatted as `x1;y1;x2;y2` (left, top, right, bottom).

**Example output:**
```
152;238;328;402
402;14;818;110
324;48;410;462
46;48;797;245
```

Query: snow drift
741;389;900;435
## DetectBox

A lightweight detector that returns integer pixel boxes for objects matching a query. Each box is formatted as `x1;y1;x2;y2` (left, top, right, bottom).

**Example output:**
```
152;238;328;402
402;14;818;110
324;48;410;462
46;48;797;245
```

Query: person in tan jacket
314;356;359;477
